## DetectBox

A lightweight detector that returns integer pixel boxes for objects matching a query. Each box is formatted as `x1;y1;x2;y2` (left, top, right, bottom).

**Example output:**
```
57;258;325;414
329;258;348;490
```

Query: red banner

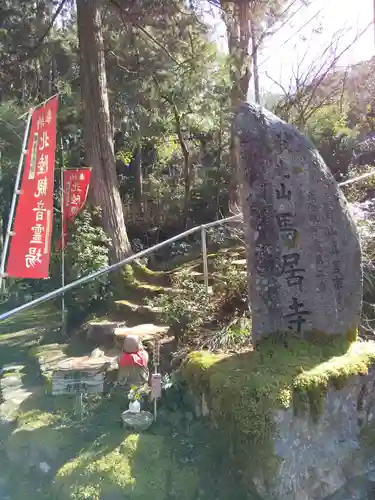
59;168;91;249
6;95;58;279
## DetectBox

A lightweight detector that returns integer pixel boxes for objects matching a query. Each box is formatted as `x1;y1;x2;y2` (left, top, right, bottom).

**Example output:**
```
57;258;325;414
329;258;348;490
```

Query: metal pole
60;138;66;336
0;215;242;323
153;339;160;422
18;94;58;121
202;214;241;230
201;226;209;295
153;365;158;422
338;170;375;187
0;108;33;291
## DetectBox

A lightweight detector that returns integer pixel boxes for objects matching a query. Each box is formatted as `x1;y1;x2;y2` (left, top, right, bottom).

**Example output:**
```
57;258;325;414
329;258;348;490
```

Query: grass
0;304;249;500
4;390;243;500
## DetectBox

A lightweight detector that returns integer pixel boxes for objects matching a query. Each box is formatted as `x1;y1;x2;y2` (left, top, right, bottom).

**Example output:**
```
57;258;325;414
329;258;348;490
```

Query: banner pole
0;108;33;291
60;137;66;336
18;94;59;121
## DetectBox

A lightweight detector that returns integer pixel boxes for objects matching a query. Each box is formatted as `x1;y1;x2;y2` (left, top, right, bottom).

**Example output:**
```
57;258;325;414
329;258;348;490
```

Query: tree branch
110;0;180;65
109;51;138;74
152;75;190;161
36;0;68;48
297;24;371;124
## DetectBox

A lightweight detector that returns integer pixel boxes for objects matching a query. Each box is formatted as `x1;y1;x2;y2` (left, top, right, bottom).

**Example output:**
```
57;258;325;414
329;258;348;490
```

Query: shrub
148;251;249;346
206;314;251;351
147;269;213;341
63;209;111;326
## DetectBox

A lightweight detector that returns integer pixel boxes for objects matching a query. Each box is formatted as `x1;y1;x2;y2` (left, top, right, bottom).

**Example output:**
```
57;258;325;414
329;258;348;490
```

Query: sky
207;0;374;98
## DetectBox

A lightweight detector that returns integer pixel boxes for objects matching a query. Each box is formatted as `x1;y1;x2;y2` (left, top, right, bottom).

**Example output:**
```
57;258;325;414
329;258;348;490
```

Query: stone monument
233;103;362;344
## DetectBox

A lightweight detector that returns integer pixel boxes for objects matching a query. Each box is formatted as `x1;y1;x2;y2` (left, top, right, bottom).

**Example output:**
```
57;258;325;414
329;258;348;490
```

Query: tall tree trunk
76;0;132;262
221;1;251;210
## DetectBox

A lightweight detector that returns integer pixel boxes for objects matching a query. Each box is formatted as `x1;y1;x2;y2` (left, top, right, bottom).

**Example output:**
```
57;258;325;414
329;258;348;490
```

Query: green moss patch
182;337;375;480
54;433;199;500
4;391;238;500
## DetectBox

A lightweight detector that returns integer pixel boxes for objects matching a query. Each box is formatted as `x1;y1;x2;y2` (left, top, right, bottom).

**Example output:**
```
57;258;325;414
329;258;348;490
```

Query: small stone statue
117;334;149;389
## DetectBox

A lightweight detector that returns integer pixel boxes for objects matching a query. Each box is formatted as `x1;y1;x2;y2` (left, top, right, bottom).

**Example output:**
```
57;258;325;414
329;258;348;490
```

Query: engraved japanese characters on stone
234;102;362;343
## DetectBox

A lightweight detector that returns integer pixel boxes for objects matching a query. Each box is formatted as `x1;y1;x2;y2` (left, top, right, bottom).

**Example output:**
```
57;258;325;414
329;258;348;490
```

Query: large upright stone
233;103;362;344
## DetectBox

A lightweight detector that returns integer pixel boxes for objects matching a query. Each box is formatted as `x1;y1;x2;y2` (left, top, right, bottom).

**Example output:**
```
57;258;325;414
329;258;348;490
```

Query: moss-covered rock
182;337;375;492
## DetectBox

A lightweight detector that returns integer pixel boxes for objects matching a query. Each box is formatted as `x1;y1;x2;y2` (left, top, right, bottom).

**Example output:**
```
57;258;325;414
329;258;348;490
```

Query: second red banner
59;168;91;249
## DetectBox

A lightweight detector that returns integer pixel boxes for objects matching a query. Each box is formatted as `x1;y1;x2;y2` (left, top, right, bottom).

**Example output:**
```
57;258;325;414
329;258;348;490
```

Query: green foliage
128;384;150;401
213;254;247;302
307;105;351;139
148;269;212;339
115;148;133;166
148;251;248;346
63;209;111;325
306;105;358;177
206;314;251;351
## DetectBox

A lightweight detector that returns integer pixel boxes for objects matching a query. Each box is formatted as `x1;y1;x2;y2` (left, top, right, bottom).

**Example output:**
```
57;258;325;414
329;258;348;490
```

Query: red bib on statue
119;350;148;369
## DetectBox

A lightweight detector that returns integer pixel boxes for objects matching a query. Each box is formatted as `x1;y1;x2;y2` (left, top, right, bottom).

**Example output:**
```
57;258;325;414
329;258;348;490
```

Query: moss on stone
182;336;375;480
302;327;359;344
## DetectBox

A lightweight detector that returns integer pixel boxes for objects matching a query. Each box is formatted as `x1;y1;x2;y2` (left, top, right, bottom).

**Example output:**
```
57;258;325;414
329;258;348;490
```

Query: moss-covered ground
182;335;375;482
0;306;249;500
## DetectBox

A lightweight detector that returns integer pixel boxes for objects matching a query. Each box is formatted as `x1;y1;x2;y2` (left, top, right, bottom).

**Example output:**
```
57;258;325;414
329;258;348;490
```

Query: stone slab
0;364;24;374
233;103;362;342
4;389;32;405
0;376;23;390
114;324;169;341
54;356;112;372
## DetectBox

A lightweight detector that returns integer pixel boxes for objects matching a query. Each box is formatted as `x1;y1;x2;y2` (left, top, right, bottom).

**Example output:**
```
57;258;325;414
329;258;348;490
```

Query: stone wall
264;369;375;500
182;341;375;500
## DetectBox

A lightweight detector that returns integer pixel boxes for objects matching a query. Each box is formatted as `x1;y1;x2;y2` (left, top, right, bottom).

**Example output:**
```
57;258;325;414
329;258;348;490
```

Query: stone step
114;324;170;343
2;388;32;405
88;317;171;347
0;376;23;391
135;283;182;296
114;300;163;320
0;369;39;421
0;364;24;376
30;344;69;380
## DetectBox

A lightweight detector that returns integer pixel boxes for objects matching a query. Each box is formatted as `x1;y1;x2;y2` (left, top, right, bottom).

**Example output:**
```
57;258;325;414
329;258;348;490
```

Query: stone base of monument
181;339;375;500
